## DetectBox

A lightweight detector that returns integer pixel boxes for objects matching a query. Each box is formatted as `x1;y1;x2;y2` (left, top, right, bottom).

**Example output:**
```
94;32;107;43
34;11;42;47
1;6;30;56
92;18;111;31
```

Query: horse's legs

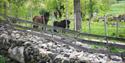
33;25;38;29
53;29;57;32
41;27;44;30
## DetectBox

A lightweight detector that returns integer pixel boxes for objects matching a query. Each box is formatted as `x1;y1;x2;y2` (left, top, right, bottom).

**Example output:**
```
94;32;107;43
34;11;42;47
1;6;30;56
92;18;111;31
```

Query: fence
0;2;125;62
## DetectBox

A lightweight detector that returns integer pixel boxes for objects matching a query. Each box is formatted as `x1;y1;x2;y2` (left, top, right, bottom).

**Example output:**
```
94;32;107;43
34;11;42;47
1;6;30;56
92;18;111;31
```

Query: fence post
0;2;2;14
88;18;91;34
104;15;111;61
104;15;108;37
51;11;56;38
65;0;68;29
4;2;7;19
116;19;119;37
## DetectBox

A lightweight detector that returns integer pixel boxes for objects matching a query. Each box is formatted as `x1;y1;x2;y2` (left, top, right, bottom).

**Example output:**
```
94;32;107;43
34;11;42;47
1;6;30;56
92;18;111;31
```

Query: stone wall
0;24;123;63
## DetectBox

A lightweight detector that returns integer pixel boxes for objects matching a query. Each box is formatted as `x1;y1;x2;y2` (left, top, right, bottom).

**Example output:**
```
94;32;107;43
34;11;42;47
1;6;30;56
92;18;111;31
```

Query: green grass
109;1;125;15
15;13;125;38
64;20;125;38
15;0;125;38
0;55;5;63
81;21;125;37
91;44;125;53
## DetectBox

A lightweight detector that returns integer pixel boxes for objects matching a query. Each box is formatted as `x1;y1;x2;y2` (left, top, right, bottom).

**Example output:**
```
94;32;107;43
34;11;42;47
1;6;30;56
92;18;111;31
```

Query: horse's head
62;19;70;25
43;12;50;21
53;21;59;26
39;12;50;24
44;12;50;17
61;19;70;28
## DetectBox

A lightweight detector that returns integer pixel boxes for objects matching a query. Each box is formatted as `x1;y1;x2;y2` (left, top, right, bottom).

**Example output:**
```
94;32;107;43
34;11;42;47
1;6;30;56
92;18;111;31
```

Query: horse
118;14;125;22
32;12;50;29
53;19;70;32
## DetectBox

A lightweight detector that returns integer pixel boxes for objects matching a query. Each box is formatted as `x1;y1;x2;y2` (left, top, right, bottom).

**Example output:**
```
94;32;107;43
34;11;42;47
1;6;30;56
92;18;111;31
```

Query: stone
0;24;124;63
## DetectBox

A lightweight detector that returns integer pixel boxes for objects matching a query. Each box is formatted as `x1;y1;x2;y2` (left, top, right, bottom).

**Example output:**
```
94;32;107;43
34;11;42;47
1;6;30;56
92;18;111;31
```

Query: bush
39;8;48;15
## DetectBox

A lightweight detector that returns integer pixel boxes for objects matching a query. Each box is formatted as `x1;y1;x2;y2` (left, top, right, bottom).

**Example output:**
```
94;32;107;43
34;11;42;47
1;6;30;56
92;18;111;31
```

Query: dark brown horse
33;12;49;29
53;19;70;32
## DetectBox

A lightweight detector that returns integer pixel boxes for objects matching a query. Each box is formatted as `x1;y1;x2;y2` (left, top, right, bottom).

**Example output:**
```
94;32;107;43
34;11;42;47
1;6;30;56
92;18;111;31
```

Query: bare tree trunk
4;2;8;23
74;0;82;31
4;2;7;19
88;0;93;33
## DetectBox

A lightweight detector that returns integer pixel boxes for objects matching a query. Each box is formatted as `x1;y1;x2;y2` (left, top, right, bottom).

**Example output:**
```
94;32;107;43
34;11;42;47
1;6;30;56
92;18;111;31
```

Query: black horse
53;19;70;32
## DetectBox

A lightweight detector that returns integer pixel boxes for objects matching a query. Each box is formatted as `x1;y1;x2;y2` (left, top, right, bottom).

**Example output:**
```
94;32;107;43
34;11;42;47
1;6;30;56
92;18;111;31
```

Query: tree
74;0;82;31
0;0;9;21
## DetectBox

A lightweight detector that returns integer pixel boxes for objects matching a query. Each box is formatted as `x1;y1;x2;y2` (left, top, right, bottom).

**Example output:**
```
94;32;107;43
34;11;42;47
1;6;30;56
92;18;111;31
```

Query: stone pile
0;24;123;63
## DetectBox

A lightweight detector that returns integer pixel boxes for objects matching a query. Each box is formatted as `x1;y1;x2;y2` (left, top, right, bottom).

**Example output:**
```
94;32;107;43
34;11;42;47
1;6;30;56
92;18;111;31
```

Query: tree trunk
89;0;93;19
4;2;7;18
88;0;93;33
74;0;82;31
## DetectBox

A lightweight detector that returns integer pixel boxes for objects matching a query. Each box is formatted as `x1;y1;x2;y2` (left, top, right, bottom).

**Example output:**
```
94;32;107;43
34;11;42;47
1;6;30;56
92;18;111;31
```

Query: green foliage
39;8;48;15
8;0;26;6
110;47;125;53
0;55;5;63
109;1;125;15
0;0;119;20
44;0;58;11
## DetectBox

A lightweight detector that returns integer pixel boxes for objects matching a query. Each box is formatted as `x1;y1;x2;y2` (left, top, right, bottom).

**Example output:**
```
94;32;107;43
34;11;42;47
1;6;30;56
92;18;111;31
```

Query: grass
0;55;5;63
109;1;125;15
91;44;125;53
12;0;125;42
4;0;125;38
81;21;125;37
68;1;125;37
16;18;125;38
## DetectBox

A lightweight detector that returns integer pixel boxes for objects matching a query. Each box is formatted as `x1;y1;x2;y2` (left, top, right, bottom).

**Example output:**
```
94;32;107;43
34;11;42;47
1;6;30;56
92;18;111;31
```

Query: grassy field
81;21;125;37
68;1;125;38
48;19;125;38
16;21;125;38
109;1;125;15
12;0;125;38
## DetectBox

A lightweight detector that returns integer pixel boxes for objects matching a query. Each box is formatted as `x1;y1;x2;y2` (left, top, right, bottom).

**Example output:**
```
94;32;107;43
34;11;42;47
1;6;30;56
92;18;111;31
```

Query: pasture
48;19;125;38
0;0;125;63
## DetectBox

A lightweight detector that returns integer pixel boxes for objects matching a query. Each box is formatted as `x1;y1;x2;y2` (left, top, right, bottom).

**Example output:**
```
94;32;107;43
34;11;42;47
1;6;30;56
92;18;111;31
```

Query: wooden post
88;0;93;33
0;2;3;14
51;11;55;37
66;0;68;29
116;19;119;37
104;15;108;36
15;0;18;23
104;15;111;61
88;18;91;33
74;0;82;31
4;2;7;19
